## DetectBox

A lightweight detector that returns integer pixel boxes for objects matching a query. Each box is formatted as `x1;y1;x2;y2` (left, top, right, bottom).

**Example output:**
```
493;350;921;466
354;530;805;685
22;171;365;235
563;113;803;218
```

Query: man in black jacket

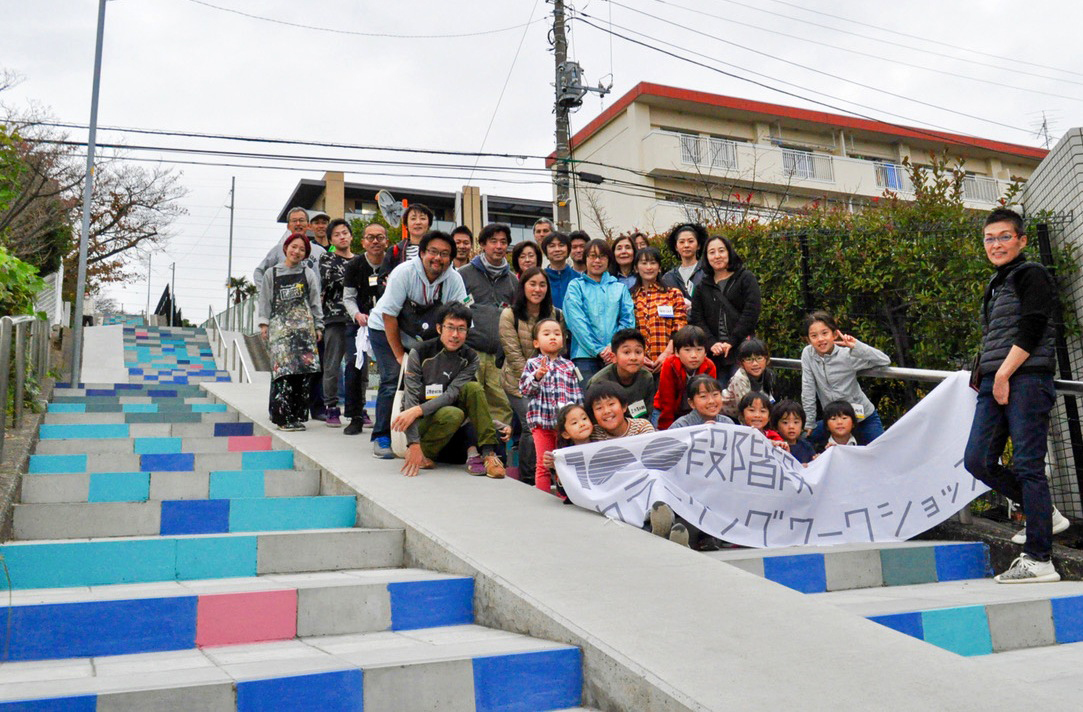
341;222;389;435
391;303;506;479
964;208;1067;583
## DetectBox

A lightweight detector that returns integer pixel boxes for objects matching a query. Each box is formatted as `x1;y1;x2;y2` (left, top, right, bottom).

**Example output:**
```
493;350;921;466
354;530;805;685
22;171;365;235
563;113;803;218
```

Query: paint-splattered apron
269;267;320;380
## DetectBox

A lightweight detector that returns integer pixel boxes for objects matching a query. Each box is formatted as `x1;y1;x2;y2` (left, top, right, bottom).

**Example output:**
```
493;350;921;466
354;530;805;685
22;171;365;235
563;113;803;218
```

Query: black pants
270;374;310;426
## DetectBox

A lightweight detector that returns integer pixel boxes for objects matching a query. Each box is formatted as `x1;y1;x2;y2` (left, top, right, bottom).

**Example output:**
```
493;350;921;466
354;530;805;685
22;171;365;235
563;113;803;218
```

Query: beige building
563;82;1048;233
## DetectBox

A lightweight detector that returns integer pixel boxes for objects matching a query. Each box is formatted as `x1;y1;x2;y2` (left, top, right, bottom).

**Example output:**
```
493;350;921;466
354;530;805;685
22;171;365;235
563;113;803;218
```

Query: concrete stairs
709;540;1083;663
1;327;584;710
122;325;231;384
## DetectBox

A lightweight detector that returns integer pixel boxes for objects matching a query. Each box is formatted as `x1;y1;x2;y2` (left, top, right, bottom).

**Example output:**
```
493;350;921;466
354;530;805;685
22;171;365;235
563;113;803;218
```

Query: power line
573;15;1040;151
645;0;1083;88
761;0;1083;79
467;0;542;182
605;1;1083;107
184;0;547;39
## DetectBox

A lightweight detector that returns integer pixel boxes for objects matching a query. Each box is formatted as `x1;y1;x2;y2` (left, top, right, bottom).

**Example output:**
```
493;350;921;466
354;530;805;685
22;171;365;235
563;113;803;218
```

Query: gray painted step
44;411;239;425
0;625;580;711
35;436;283;456
20;469;321;503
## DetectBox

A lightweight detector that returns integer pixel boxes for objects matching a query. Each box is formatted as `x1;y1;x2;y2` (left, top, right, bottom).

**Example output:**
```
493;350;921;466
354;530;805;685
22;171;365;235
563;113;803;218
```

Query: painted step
21;469;321;503
0;528;403;589
0;625;581;712
45;409;237;424
41;421;258;439
14;495;357;539
29;448;297;473
35;435;280;455
815;578;1083;657
0;569;474;662
53;385;210;397
50;395;219;406
707;541;990;593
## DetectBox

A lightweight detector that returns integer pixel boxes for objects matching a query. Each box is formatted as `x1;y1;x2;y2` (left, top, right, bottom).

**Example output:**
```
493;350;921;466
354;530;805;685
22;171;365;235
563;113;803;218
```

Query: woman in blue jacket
563;239;635;386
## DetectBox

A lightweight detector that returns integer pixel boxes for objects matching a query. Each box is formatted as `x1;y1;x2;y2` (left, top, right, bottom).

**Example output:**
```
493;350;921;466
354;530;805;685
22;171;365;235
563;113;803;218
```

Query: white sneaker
994;553;1061;584
1010;507;1070;544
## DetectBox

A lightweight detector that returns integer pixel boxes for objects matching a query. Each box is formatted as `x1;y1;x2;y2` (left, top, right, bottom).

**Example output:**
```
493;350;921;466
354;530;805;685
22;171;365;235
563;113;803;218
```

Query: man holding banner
964;208;1066;584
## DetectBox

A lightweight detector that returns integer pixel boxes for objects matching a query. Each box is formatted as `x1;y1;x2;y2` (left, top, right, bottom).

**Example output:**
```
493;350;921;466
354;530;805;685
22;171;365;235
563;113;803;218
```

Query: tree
227;276;258;303
0;69;187;298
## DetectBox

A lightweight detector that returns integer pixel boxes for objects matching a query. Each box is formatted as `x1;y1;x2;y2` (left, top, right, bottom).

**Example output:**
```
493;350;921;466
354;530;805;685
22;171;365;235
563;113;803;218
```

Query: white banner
554;371;989;548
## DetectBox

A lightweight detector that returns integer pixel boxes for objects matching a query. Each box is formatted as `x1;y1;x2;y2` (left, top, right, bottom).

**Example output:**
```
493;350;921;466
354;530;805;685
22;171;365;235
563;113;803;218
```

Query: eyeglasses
441;325;468;334
983;233;1018;245
741;355;767;363
363;233;387;241
425;249;452;259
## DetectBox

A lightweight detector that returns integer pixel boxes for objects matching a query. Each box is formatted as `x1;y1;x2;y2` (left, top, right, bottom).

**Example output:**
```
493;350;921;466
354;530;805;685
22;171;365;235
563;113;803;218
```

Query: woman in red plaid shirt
632;247;687;373
519;318;583;494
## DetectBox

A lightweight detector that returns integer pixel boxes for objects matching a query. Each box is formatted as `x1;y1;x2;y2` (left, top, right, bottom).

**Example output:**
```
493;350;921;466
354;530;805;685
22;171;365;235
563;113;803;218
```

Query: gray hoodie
800;339;890;426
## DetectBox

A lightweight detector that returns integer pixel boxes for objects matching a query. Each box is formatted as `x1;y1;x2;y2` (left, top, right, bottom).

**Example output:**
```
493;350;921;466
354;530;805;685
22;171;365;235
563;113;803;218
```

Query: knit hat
282;232;311;259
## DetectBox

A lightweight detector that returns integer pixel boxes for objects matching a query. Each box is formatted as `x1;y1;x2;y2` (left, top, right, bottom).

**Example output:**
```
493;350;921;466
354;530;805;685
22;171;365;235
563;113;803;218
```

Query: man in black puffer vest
964;208;1067;583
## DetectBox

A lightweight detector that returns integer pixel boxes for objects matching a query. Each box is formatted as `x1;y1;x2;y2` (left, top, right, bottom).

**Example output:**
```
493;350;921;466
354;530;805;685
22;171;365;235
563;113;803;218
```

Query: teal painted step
13;496;358;539
20;469;322;503
0;528;402;589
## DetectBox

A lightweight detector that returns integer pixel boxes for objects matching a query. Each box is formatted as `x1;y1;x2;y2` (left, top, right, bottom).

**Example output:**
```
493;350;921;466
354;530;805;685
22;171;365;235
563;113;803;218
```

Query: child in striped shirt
519;318;583;494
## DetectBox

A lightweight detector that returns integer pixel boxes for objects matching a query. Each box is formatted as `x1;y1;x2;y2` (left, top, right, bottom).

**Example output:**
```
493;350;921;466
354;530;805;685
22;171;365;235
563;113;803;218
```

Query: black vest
978;262;1057;376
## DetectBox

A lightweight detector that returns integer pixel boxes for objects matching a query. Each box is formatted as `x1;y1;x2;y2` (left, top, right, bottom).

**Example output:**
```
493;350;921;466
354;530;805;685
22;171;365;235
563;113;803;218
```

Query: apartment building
564;82;1047;232
278;172;552;243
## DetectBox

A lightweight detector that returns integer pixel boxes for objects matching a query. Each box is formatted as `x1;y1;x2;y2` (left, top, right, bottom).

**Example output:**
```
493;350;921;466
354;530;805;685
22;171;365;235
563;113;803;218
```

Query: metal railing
203;296;258;335
206;306;252;384
772;358;1083;395
0;315;51;462
874;162;915;193
782;149;834;182
963;175;1000;204
679;134;739;171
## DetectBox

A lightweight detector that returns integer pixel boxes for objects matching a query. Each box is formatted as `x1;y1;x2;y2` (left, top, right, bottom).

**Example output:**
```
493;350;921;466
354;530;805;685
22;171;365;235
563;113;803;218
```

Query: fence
203;296;258;336
0;315;51;462
205;306;252;384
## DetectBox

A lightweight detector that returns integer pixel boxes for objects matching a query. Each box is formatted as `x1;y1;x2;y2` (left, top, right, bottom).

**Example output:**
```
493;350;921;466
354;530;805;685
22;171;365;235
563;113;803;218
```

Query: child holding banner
519;318;583;494
771;400;816;464
738;392;786;447
670;376;734;429
587;382;655;441
801;311;891;445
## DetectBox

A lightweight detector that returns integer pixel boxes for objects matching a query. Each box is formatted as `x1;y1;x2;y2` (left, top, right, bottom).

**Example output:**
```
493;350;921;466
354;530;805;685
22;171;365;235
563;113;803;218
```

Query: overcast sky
5;0;1083;320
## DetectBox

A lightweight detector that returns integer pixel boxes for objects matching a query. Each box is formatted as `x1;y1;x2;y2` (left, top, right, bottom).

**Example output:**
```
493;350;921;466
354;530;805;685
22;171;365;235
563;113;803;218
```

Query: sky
4;0;1083;321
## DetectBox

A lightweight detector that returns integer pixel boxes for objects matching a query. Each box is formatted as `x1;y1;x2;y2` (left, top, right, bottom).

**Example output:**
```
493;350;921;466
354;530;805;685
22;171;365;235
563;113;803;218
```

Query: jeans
809;410;885;447
574;357;604;390
964;372;1056;560
368;328;400;441
321;323;347;410
507;394;536;484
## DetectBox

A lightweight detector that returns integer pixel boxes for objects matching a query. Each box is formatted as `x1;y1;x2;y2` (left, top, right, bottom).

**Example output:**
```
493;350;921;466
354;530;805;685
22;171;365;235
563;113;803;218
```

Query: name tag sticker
852;403;866;419
425;384;444;400
463;294;475;307
368;275;378;287
657;305;675;318
628;399;647;418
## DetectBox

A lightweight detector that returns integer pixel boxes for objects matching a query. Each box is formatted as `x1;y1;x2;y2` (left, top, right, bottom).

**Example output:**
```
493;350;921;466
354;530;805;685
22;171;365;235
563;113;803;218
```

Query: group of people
255;205;1065;582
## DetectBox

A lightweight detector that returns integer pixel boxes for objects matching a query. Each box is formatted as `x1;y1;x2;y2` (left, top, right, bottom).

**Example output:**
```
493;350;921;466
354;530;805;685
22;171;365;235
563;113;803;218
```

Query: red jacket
654;355;717;430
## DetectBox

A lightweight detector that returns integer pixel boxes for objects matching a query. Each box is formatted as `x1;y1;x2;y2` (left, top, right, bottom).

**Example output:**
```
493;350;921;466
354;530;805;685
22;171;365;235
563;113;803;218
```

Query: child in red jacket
653;326;717;430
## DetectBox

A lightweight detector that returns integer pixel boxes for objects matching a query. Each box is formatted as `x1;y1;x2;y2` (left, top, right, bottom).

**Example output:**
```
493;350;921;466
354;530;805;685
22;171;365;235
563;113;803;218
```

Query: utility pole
553;0;572;232
170;262;176;327
70;0;108;384
551;0;610;233
225;176;235;329
145;253;152;322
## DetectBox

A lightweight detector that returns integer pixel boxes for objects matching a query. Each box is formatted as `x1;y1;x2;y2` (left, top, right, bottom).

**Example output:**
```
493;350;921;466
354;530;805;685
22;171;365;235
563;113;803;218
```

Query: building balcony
641;130;1011;208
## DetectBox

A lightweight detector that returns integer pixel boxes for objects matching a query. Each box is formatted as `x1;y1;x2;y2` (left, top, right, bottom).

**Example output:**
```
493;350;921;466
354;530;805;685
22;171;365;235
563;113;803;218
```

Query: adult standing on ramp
964;207;1069;583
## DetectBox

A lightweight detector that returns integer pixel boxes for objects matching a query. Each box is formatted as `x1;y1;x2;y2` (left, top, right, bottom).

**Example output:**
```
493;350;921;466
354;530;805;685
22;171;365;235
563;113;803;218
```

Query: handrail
0;314;51;462
772;357;1083;395
207;307;251;384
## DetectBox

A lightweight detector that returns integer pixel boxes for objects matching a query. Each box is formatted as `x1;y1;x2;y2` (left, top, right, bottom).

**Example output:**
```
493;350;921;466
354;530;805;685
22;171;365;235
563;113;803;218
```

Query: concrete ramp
79;325;128;383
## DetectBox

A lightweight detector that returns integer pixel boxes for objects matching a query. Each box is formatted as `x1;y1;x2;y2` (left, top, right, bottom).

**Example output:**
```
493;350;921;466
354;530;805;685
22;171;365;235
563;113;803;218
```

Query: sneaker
650;502;675;538
277;422;305;432
484;454;506;479
361;411;373;427
1011;507;1070;544
669;523;690;547
343;419;364;436
325;408;342;428
994;553;1060;583
466;455;486;476
372;436;394;459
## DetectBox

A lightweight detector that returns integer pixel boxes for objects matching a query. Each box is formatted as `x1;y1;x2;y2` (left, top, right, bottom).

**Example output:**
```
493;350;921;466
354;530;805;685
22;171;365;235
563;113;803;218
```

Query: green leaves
0;244;45;315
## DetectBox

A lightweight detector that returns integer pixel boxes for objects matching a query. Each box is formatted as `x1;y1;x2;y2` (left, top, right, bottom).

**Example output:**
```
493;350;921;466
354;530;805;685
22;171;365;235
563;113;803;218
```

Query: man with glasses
964;207;1067;583
341;222;389;435
254;206;326;289
392;302;506;479
367;231;467;459
457;223;517;431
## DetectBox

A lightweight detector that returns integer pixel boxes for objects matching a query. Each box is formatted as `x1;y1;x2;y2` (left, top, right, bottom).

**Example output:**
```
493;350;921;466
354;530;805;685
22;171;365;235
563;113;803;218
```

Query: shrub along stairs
0;325;583;711
708;539;1083;690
